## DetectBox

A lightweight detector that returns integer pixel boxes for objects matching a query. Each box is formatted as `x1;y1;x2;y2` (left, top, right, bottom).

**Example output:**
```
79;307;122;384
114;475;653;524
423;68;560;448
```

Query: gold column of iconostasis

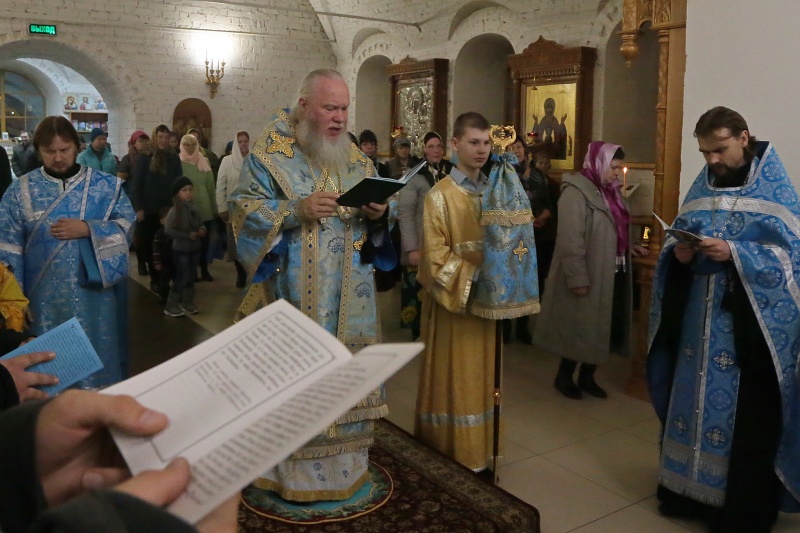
620;0;687;401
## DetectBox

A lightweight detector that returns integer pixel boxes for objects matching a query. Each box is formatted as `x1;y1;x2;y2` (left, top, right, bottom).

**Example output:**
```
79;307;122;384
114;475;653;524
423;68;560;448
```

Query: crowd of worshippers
1;123;252;305
0;62;797;533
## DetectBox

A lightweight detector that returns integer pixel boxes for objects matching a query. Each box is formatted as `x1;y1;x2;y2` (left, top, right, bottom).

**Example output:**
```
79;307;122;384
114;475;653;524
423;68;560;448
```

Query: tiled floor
129;258;800;533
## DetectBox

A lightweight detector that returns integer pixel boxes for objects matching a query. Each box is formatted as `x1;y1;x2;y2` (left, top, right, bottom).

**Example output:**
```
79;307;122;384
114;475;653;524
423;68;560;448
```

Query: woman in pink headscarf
533;142;649;399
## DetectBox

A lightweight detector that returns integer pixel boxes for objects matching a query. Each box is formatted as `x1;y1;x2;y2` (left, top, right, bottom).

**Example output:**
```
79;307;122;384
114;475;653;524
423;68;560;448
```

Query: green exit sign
29;24;57;36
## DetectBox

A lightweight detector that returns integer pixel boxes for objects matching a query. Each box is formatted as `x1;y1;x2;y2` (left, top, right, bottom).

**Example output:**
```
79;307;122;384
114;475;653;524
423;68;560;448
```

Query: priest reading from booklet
231;68;397;502
648;106;800;531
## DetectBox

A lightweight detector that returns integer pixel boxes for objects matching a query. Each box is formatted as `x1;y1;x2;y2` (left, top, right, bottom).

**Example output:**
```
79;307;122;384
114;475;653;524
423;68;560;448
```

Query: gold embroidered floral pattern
401;305;418;325
265;131;295;158
353;232;367;250
349;144;368;165
713;351;735;370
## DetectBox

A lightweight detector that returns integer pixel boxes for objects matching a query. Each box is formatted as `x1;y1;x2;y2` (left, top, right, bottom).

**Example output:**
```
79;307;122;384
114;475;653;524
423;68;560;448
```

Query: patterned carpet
238;420;540;532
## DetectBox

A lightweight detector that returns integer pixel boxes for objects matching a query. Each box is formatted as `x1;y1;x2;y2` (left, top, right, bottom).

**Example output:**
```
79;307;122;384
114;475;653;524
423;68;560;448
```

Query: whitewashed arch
452;33;514;125
351;28;387;58
354;55;392;152
348;32;410;128
447;6;518;54
0;59;61;122
0;28;135;152
448;0;505;40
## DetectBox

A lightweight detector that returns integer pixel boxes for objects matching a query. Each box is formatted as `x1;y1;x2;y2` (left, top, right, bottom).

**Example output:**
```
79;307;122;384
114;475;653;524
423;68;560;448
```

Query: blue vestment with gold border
231;110;394;502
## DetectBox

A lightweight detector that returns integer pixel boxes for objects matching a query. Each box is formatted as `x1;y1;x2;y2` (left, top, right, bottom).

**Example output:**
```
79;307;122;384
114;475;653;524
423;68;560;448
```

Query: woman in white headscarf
216;130;249;288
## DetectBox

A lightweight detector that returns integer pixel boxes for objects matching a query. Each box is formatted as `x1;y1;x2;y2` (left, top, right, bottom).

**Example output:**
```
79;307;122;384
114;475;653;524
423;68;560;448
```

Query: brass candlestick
205;59;225;99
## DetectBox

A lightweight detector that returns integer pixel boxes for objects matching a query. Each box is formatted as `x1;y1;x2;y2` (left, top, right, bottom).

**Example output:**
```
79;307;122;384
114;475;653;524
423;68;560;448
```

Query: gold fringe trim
290;437;374;460
480;209;532;226
471;300;540;320
334;404;388;425
352;389;384;408
252;469;370;504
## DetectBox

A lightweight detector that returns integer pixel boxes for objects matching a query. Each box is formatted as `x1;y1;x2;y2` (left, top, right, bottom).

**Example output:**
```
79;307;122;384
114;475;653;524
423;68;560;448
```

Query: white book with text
104;299;423;524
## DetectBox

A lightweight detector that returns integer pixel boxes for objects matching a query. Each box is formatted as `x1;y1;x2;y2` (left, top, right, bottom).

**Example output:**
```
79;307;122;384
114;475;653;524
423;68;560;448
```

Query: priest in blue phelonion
0;116;135;388
648;107;800;531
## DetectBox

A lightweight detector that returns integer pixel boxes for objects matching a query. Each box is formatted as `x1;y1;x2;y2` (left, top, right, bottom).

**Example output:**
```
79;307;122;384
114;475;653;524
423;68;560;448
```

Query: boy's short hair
452;112;490;139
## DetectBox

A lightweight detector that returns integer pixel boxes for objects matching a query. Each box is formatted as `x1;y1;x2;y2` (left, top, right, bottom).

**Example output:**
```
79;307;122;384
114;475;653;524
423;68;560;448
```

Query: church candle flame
623;166;628;190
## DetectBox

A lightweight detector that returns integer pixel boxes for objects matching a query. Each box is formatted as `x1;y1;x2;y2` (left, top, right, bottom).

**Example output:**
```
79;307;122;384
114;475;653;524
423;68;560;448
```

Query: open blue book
0;317;103;394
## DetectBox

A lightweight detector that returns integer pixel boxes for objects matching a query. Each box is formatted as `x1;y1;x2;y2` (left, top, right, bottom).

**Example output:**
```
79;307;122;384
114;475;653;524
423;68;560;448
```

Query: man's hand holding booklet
653;212;705;247
104;299;423;524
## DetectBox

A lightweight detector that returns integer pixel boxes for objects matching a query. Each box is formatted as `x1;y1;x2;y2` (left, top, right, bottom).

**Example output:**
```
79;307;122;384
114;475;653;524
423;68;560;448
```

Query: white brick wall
0;0;335;154
0;0;623;153
329;0;622;141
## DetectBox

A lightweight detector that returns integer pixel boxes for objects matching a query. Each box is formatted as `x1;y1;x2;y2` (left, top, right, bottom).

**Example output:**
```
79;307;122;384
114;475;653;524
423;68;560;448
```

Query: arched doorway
452;34;514;125
355;55;392;157
173;98;213;149
0;39;132;154
0;70;45;138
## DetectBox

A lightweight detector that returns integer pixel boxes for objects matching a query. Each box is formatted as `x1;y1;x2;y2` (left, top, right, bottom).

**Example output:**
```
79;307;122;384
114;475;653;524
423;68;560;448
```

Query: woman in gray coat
396;131;452;340
533;142;648;399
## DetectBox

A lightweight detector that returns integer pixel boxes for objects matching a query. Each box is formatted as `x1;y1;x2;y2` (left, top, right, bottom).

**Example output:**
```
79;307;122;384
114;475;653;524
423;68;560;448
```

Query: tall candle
623;166;628;192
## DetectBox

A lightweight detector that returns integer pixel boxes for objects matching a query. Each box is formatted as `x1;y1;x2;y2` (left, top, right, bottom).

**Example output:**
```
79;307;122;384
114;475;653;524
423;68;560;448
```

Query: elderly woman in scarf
533;142;648;399
179;134;217;282
216;130;249;288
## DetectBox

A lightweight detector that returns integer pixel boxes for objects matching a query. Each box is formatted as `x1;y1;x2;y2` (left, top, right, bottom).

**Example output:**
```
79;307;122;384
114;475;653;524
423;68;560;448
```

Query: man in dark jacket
0;147;11;200
131;124;182;291
11;131;39;177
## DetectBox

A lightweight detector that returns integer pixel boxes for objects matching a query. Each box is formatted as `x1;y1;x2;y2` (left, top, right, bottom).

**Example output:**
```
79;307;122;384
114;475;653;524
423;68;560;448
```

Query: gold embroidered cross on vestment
513;240;528;262
265;131;295;158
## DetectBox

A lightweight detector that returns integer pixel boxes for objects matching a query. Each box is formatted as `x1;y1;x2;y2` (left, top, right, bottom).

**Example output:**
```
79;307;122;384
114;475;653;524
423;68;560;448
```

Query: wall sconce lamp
205;58;225;99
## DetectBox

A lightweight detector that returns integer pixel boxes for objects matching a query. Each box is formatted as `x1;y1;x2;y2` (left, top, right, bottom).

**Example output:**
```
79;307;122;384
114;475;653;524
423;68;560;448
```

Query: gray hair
292;68;344;111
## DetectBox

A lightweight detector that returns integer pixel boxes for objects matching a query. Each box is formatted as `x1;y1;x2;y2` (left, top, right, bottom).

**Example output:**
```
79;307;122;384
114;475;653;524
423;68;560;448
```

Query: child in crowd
152;206;174;304
163;176;206;317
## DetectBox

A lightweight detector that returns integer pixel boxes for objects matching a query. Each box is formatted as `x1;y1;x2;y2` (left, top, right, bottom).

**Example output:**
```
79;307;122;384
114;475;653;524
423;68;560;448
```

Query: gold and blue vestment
231;111;394;501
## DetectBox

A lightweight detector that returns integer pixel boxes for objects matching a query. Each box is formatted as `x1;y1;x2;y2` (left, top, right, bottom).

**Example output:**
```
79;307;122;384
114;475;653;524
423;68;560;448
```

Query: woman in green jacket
178;134;217;281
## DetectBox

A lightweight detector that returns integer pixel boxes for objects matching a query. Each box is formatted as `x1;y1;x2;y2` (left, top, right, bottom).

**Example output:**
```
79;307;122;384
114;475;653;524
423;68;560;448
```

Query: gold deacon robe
414;174;501;471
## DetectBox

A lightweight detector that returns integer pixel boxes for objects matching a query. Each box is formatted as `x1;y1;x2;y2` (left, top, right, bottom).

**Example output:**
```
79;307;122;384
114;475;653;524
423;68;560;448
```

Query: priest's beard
295;117;352;176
